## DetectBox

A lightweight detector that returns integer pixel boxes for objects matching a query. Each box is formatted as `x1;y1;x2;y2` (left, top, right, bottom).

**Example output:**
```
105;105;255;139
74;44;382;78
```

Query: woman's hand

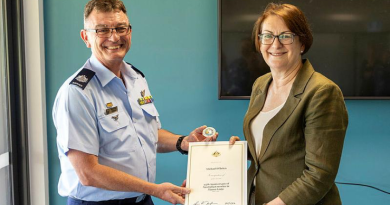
229;136;241;145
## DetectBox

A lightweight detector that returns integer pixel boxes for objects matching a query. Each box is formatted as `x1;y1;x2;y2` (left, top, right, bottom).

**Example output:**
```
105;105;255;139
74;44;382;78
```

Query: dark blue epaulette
69;68;95;90
126;62;145;78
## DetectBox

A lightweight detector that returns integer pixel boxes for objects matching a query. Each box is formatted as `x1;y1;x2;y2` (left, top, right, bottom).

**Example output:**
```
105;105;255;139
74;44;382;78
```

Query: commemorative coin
202;127;216;137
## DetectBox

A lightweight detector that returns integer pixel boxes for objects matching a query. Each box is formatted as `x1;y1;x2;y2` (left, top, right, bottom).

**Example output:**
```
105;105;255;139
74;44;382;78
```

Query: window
1;0;32;204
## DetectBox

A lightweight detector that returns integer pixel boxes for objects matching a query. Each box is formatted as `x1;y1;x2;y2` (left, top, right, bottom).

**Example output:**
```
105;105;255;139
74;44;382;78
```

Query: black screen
219;0;390;99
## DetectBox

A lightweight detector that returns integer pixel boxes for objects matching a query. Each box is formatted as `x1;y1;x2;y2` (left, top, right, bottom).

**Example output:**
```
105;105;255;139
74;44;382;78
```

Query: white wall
23;0;49;204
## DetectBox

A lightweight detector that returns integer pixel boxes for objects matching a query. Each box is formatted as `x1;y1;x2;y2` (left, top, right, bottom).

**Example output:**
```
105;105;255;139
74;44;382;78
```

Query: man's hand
181;125;218;151
153;182;190;204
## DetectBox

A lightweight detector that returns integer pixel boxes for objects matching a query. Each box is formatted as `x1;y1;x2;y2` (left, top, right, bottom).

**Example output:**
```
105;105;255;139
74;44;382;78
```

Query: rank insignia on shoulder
70;68;95;90
126;62;145;78
75;75;88;83
138;90;154;105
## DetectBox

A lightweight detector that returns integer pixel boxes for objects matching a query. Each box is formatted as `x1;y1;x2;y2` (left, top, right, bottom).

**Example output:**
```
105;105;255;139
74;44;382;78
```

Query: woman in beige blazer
230;3;348;205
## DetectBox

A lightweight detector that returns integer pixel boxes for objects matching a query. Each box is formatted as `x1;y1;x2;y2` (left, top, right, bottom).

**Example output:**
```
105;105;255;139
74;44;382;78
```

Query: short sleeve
53;85;99;156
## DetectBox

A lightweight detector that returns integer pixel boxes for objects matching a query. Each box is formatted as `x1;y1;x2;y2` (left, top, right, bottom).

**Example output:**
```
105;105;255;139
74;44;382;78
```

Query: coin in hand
202;127;216;137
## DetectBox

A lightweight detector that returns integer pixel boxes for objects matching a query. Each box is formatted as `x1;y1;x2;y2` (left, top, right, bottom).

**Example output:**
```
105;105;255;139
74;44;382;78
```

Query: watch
176;136;188;155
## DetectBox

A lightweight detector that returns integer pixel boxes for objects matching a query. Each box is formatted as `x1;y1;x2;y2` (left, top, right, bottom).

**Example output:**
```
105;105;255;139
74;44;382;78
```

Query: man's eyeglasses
84;25;132;38
258;33;296;45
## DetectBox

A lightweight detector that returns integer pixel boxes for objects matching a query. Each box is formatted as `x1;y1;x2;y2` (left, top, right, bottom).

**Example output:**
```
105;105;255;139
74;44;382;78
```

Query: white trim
0;152;9;170
23;0;49;205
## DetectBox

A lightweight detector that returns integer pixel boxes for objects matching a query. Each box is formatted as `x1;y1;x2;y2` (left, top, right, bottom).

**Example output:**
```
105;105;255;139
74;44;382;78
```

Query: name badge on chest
105;102;118;115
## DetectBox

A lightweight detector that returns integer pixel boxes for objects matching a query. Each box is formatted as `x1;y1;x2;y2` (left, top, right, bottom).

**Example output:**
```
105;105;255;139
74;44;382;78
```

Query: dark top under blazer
244;59;348;205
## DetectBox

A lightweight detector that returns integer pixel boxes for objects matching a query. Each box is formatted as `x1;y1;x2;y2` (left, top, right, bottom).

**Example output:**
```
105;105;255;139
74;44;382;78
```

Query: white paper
185;141;247;205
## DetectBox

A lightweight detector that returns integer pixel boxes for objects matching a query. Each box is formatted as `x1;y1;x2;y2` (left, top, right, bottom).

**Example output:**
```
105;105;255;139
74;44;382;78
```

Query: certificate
185;141;247;205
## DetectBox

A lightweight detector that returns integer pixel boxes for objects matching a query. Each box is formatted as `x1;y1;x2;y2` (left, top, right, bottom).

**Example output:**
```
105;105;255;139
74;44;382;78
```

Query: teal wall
44;1;390;204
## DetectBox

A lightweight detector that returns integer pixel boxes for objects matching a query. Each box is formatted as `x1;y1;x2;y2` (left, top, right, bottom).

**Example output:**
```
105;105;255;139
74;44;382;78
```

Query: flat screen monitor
219;0;390;99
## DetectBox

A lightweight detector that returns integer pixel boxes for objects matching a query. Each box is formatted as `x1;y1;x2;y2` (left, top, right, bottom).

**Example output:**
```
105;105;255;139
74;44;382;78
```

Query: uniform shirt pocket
140;103;159;117
140;103;160;141
98;111;130;133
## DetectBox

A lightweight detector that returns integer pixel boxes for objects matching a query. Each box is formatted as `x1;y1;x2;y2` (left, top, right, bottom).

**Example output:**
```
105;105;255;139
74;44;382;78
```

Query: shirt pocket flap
99;111;129;133
141;103;159;117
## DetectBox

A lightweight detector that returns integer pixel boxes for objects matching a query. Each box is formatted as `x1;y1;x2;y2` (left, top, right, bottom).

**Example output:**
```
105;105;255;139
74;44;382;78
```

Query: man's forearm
68;149;157;195
68;149;190;204
86;163;157;194
156;126;214;153
157;129;182;153
68;150;157;195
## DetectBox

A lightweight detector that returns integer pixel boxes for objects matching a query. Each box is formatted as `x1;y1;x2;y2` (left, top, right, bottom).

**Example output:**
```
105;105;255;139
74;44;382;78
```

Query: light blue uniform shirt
53;55;161;201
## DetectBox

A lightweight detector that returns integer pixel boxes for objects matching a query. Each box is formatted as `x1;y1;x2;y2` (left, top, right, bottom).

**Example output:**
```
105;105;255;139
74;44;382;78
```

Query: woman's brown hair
253;3;313;55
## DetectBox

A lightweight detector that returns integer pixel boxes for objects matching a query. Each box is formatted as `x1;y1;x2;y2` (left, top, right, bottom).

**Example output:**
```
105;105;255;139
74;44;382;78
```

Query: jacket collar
254;59;314;97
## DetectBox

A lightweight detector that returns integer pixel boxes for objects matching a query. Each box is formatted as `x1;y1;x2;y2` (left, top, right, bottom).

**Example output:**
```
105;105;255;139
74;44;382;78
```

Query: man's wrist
176;136;188;155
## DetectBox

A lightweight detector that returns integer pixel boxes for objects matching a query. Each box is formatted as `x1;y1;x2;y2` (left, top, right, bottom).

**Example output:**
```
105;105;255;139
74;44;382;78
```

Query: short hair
84;0;127;20
253;3;313;55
